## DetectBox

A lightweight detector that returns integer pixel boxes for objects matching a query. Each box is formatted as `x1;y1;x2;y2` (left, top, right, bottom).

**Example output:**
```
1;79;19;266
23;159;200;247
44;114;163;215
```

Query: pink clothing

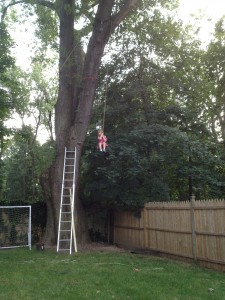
98;135;108;145
97;134;108;150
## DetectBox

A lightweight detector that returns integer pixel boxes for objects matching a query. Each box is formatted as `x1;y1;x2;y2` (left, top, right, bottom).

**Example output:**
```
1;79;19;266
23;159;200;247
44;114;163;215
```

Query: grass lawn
0;248;225;300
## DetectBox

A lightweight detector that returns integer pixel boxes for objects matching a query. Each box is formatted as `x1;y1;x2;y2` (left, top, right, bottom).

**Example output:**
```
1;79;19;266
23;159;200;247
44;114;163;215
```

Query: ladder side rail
72;147;77;253
69;188;73;254
57;147;67;252
71;184;77;253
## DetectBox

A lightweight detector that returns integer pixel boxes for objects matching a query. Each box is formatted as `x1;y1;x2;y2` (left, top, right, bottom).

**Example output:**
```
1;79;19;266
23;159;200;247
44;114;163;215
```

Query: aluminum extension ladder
57;147;77;254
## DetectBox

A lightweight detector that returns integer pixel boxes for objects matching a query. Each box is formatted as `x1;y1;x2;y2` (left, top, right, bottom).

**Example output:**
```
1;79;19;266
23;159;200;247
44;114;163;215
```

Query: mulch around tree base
78;242;126;253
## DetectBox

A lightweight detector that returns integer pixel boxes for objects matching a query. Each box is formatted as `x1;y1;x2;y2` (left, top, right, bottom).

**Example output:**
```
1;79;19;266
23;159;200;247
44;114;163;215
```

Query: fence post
190;195;197;261
143;204;148;249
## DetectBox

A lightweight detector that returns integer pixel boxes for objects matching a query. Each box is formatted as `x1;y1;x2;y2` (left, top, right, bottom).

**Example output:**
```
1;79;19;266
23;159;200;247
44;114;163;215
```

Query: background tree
80;9;225;213
0;23;17;199
3;126;42;204
204;18;225;143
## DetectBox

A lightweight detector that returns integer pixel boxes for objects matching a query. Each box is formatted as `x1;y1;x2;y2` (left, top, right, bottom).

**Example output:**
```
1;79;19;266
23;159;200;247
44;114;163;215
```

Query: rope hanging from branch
102;65;109;133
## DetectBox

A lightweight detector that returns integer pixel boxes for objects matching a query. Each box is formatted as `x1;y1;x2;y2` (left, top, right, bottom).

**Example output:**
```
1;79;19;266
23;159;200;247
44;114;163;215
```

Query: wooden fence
113;196;225;272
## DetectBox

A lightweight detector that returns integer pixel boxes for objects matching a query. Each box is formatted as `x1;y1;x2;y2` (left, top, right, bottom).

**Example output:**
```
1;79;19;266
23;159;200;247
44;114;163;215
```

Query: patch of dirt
78;242;126;253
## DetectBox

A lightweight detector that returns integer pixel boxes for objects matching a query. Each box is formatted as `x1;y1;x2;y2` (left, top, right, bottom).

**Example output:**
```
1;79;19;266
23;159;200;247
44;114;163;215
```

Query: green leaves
0;23;15;120
80;5;225;207
1;126;56;205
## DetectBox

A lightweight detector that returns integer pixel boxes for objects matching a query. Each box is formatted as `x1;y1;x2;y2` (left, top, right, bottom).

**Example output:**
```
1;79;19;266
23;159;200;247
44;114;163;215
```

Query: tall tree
3;126;43;204
204;18;225;143
0;23;16;199
80;11;225;206
3;0;177;245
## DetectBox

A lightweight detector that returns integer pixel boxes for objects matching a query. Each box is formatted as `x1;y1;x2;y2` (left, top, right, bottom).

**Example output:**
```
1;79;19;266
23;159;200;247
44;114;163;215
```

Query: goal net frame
0;206;32;250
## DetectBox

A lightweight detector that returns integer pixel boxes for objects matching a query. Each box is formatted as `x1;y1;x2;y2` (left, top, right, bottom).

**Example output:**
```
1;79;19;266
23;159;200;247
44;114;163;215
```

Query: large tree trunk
43;0;140;247
43;0;77;245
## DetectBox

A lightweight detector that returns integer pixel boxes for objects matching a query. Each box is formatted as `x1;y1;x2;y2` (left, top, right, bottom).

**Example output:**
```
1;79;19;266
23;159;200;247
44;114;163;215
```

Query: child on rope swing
97;129;108;152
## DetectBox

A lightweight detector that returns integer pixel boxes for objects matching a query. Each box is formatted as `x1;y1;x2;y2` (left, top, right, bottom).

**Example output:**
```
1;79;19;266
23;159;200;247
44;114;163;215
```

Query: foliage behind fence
113;197;225;272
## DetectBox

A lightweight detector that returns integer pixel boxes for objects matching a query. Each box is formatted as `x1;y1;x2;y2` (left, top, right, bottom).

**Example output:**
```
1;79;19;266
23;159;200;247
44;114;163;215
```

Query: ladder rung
60;230;71;232
65;165;74;166
62;212;72;214
59;240;71;242
65;172;74;173
58;249;70;252
61;221;71;223
64;179;73;181
66;151;75;153
62;204;70;206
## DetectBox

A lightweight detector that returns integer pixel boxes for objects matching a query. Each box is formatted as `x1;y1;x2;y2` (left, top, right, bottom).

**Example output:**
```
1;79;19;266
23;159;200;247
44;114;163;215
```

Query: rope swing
97;67;109;153
102;68;109;133
96;21;114;153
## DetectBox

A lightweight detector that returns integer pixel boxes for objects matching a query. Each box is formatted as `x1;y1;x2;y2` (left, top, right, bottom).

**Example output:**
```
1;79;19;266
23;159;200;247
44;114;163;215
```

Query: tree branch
1;0;55;22
32;0;55;10
111;0;140;30
1;1;24;21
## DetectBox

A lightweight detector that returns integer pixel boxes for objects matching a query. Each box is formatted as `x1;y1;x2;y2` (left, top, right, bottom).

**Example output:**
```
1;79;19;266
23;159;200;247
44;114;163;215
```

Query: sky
178;0;225;41
179;0;225;21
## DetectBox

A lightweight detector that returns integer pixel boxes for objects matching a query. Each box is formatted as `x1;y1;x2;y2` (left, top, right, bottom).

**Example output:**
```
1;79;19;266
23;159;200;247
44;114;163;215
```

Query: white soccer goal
0;206;31;250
